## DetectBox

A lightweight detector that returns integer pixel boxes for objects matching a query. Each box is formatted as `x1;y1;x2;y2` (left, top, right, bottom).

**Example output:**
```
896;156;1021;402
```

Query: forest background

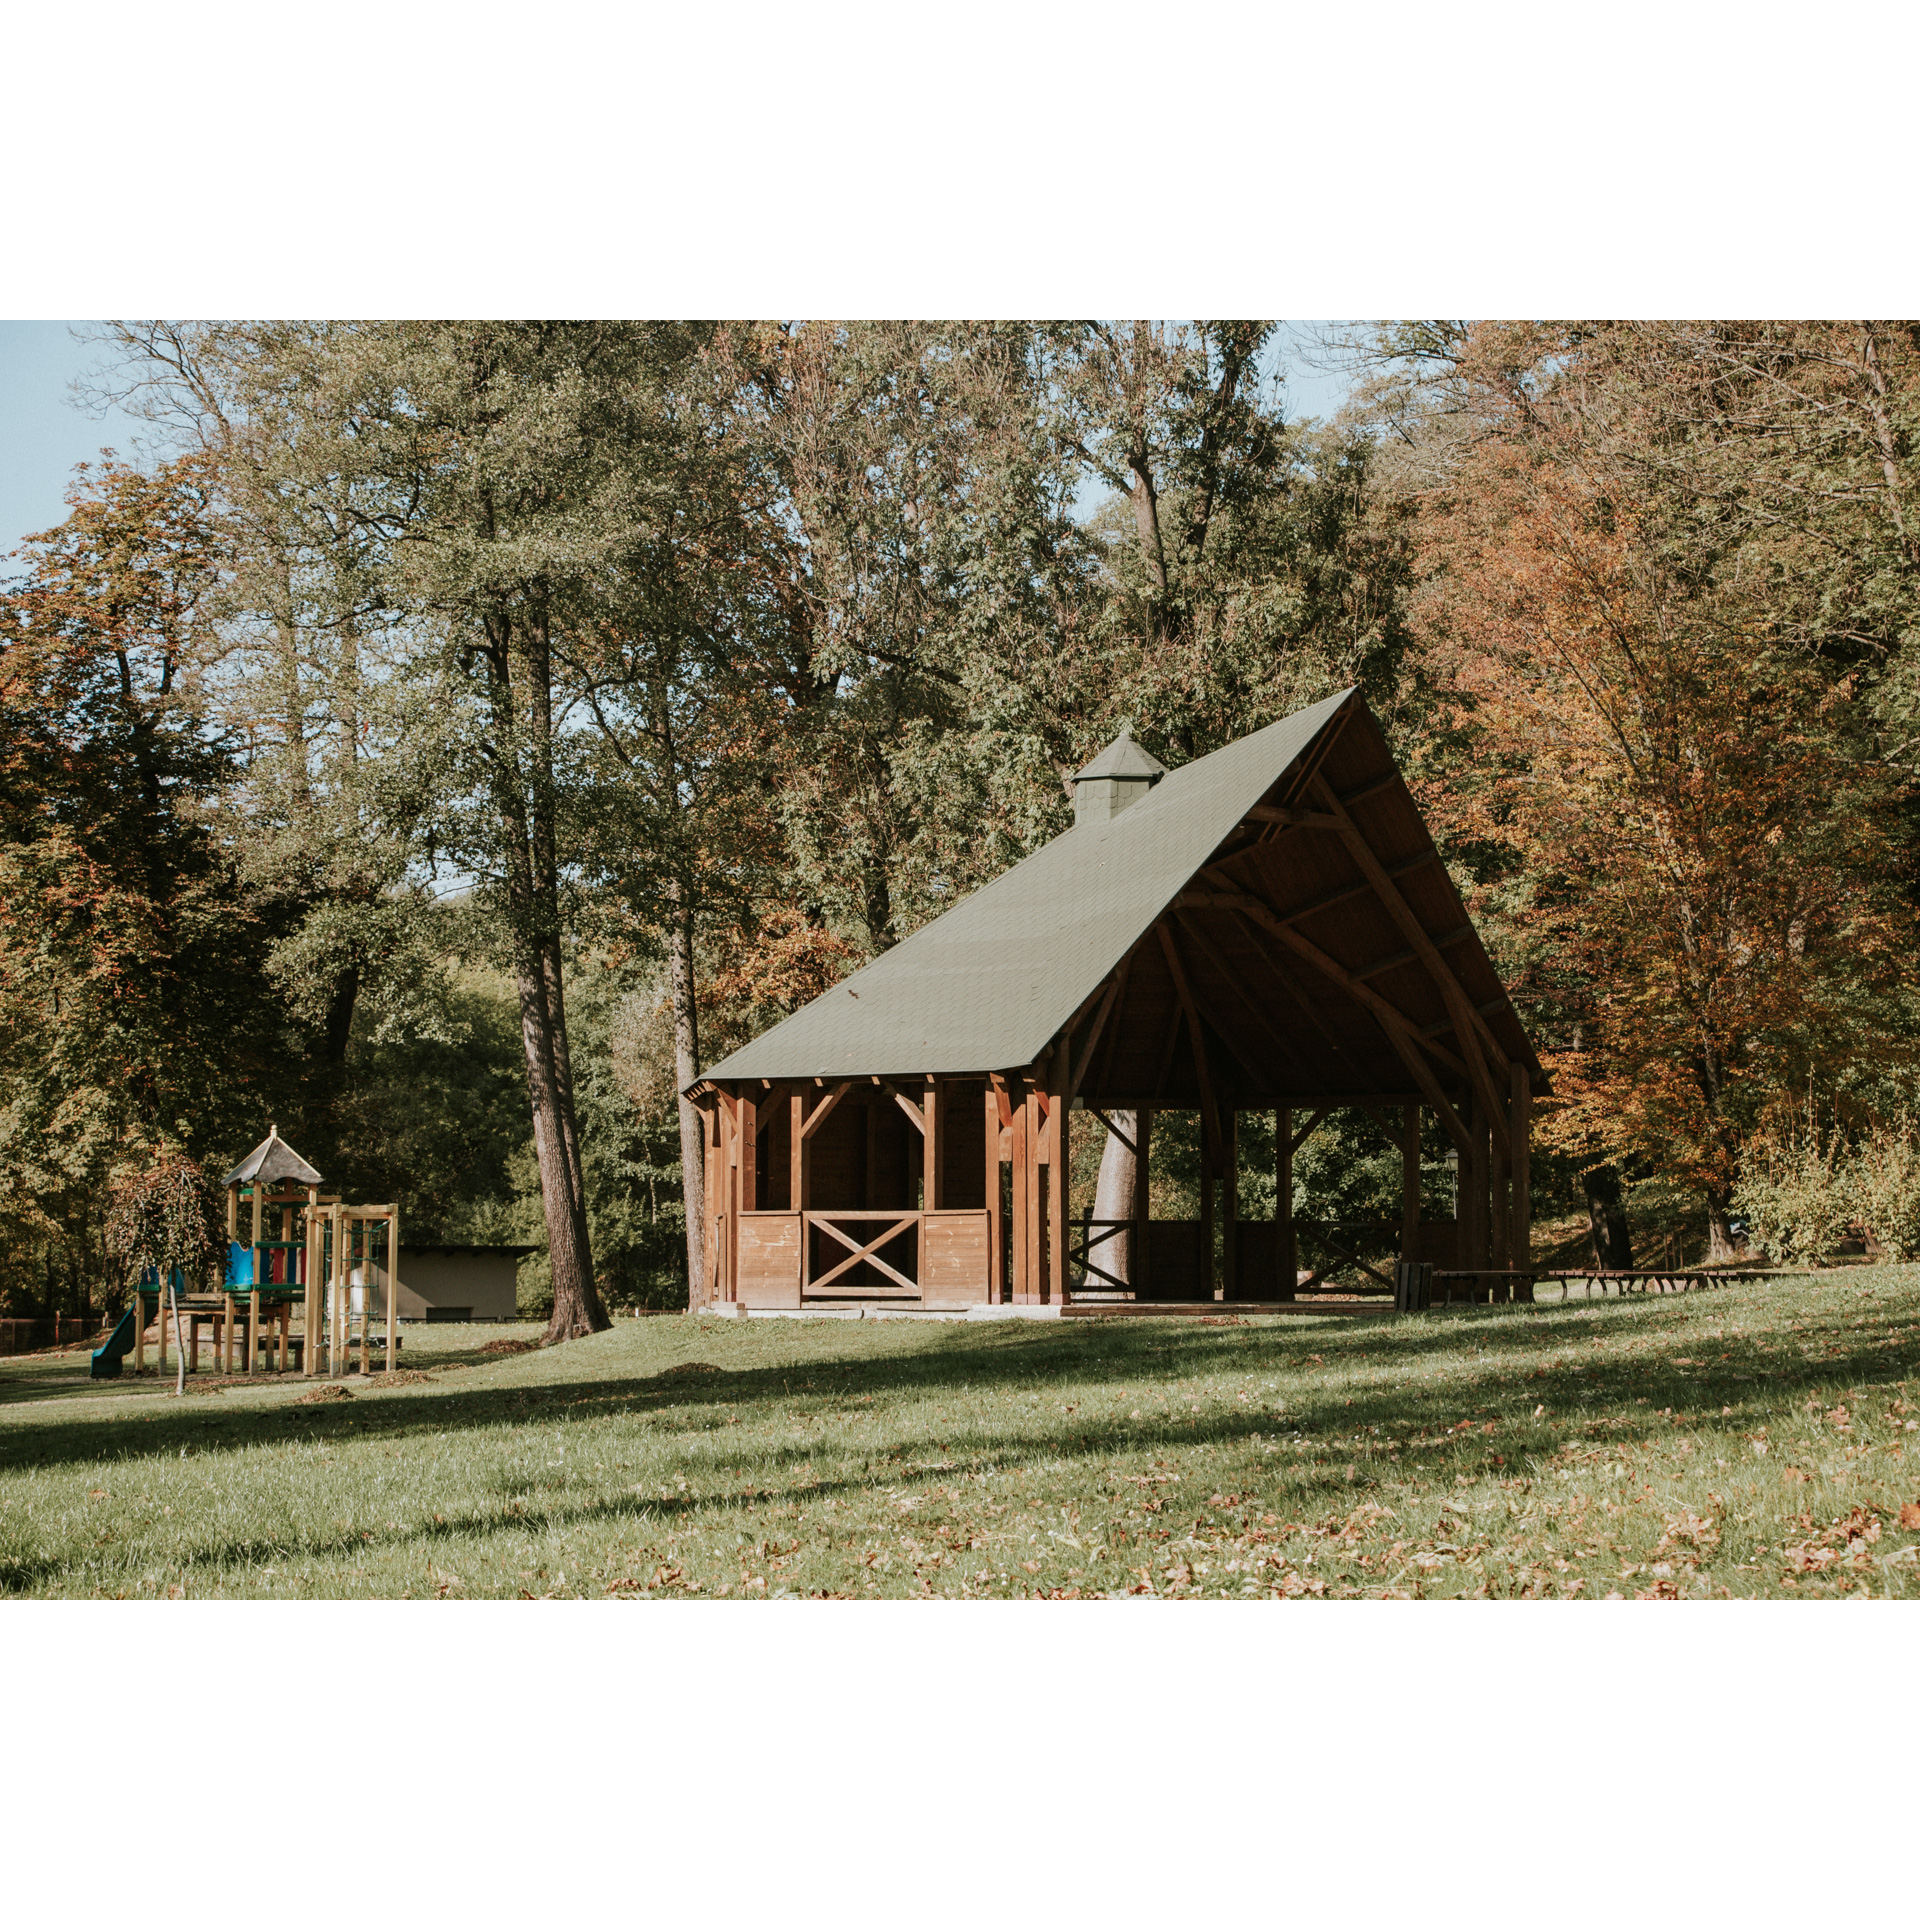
5;319;1918;1336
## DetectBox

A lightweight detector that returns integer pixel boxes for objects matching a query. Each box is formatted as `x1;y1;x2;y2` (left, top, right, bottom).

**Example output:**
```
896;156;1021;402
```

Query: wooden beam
1221;850;1438;931
1022;1080;1043;1303
1133;1107;1152;1297
1068;967;1126;1102
1157;923;1223;1164
924;1082;939;1209
800;1080;851;1140
791;1090;806;1213
1152;996;1183;1098
1173;911;1316;1079
1370;1003;1474;1155
1222;1110;1239;1299
1171;919;1272;1091
1401;1105;1421;1260
1511;1061;1532;1273
881;1082;928;1134
1354;924;1474;984
1201;1159;1215;1300
1245;805;1344;829
1309;770;1509;1154
1291;1105;1332;1153
1047;1051;1068;1303
1195;883;1470;1082
985;1081;1003;1297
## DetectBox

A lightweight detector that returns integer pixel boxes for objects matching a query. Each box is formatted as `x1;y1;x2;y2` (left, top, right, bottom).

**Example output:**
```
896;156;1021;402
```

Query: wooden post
1511;1063;1532;1272
791;1090;805;1215
985;1082;1002;1302
1222;1111;1239;1300
1132;1106;1151;1299
304;1191;321;1377
247;1282;260;1376
250;1178;263;1295
158;1274;170;1371
739;1092;758;1220
1490;1133;1509;1273
1016;1078;1043;1305
133;1285;145;1375
1008;1081;1028;1302
330;1207;346;1378
1276;1105;1295;1301
1466;1095;1490;1272
924;1081;939;1211
1046;1055;1067;1305
1401;1105;1421;1260
222;1289;234;1376
386;1208;399;1374
189;1312;199;1374
1200;1160;1215;1301
225;1184;237;1246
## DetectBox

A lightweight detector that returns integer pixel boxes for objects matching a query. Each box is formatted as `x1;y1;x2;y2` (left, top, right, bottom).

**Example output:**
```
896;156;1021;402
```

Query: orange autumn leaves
1410;367;1916;1210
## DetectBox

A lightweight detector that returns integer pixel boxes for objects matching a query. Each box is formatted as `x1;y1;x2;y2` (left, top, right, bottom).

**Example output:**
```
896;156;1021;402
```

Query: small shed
392;1246;532;1322
687;687;1545;1312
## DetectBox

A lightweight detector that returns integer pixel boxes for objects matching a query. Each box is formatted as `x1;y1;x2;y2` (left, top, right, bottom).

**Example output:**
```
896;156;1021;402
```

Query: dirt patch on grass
658;1361;723;1379
478;1338;538;1356
294;1383;352;1405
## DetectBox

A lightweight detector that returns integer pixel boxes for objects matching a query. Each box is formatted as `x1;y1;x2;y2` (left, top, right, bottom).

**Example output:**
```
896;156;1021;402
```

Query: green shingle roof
1069;728;1167;785
695;688;1354;1089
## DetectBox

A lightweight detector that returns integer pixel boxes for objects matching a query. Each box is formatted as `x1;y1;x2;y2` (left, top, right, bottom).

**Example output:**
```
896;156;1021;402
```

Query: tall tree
1401;322;1920;1254
168;321;711;1341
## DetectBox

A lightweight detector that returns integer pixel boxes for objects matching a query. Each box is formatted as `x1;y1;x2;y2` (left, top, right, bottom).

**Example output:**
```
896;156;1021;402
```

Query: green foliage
102;1153;219;1292
1735;1117;1920;1264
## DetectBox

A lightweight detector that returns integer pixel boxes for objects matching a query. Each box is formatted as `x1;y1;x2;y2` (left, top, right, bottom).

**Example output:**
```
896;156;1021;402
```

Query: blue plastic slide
91;1307;135;1379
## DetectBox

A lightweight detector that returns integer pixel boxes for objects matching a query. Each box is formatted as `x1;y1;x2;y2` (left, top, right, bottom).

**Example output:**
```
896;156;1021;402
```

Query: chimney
1070;728;1167;827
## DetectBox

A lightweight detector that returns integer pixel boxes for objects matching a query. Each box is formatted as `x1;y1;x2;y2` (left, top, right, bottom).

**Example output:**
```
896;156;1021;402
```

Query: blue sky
0;322;149;558
0;321;1357;561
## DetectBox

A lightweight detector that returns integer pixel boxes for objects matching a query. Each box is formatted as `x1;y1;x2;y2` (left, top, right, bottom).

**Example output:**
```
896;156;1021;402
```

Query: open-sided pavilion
686;687;1544;1313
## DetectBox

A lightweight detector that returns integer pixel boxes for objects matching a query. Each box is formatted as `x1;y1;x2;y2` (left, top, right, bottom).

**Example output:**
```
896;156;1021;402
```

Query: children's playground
91;1129;400;1384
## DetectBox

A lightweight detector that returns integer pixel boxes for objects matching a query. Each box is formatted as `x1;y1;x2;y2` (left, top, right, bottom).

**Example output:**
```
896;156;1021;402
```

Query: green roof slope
696;688;1352;1087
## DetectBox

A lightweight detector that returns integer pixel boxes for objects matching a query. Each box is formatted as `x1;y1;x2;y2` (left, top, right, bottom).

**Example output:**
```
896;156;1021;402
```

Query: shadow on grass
4;1282;1916;1484
6;1283;1920;1594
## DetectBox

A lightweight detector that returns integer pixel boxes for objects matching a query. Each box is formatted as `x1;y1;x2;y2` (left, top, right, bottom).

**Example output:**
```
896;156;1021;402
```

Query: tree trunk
1704;1183;1739;1264
1092;1111;1150;1286
1583;1165;1633;1270
478;593;604;1344
667;885;707;1311
512;944;602;1340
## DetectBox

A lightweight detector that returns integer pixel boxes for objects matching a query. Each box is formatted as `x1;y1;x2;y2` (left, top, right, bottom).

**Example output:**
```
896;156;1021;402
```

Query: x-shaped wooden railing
1068;1218;1133;1293
804;1211;920;1295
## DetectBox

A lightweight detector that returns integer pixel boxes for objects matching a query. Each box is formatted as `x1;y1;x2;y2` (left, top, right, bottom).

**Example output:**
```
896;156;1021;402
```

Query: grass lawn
4;1267;1919;1600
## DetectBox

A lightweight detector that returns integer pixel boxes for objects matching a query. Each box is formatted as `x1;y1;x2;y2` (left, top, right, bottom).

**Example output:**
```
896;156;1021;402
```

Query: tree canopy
5;317;1916;1324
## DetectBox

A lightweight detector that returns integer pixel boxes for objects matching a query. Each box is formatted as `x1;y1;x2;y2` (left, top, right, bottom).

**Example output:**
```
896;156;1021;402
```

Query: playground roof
225;1128;324;1189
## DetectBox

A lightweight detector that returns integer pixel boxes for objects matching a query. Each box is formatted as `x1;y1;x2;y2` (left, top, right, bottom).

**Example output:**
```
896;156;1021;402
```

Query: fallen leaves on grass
1780;1506;1882;1574
478;1338;537;1356
1899;1504;1920;1531
363;1368;436;1389
658;1362;723;1379
294;1384;352;1405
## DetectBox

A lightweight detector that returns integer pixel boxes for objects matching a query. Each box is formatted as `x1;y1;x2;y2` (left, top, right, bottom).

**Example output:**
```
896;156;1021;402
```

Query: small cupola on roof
1070;728;1167;827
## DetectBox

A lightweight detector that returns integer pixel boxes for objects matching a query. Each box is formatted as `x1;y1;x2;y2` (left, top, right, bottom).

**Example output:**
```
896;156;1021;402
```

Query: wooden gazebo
687;688;1544;1313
